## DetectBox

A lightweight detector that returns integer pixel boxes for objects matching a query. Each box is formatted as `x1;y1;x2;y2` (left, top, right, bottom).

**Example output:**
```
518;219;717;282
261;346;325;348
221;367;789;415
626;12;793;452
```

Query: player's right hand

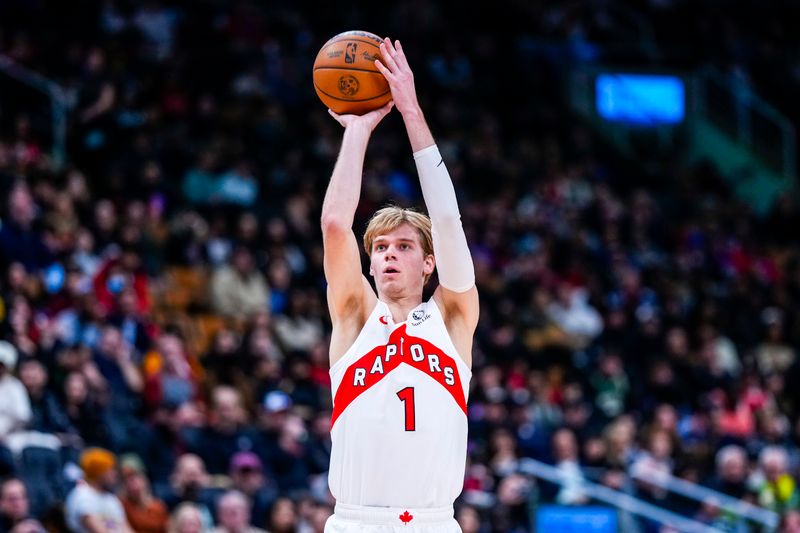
328;101;394;132
375;38;420;117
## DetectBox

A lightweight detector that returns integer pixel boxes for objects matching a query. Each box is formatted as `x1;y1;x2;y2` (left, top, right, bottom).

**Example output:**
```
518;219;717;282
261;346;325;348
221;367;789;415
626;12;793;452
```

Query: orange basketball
312;30;392;115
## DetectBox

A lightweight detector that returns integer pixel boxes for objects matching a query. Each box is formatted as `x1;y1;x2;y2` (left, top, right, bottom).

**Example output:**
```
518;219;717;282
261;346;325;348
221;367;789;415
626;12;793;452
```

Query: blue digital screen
596;73;685;125
536;505;618;532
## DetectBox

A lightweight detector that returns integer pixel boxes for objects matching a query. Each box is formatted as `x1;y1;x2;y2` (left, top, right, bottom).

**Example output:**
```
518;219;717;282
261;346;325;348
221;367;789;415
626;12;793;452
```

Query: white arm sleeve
414;144;475;293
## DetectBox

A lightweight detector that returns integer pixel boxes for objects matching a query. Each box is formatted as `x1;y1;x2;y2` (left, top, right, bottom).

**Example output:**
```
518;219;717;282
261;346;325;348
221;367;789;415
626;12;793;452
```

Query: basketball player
321;37;479;532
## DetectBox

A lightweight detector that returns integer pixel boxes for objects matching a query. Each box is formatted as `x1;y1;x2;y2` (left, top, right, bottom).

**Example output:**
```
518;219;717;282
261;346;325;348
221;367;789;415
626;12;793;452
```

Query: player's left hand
375;38;421;117
328;100;394;132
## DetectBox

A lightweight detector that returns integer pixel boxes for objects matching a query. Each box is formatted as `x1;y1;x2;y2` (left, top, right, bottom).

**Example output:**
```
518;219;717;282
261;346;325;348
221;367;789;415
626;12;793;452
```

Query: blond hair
363;206;433;258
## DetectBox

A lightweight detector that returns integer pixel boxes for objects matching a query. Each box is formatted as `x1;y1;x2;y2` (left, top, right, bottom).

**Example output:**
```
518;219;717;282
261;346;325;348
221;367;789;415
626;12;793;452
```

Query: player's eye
376;245;386;251
400;244;410;250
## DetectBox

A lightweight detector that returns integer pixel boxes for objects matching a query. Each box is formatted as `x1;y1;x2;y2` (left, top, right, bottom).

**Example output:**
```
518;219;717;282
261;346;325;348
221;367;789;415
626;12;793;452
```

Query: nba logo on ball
344;42;357;63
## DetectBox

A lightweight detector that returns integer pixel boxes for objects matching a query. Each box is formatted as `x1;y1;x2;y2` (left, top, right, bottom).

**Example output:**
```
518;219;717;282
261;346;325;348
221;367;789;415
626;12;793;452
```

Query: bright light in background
536;505;619;532
596;73;685;125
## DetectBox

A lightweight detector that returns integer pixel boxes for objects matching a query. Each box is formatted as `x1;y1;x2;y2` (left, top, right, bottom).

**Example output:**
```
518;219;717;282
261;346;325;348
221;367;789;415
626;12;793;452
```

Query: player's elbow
321;213;352;236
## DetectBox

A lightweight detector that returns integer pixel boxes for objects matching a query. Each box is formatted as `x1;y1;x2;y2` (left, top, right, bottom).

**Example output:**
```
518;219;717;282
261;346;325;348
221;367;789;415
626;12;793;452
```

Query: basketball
313;30;392;115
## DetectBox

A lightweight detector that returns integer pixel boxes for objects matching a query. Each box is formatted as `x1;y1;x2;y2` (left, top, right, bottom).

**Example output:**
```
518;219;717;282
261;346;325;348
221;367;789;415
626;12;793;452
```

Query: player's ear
423;254;435;275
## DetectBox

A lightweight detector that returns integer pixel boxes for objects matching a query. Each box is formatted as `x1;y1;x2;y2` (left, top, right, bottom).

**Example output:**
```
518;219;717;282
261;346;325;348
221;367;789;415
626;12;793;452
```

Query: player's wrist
344;121;372;137
399;104;424;121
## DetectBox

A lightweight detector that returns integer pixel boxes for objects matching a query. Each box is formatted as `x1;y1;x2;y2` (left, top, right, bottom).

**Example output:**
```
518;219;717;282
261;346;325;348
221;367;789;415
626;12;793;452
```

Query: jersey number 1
396;387;416;431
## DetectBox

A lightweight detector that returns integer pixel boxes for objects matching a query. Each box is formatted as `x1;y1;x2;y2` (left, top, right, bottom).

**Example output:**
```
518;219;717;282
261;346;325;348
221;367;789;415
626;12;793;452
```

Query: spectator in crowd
259;406;309;494
265;498;297;533
708;445;750;499
143;331;201;413
92;326;144;413
294;500;331;533
209;248;270;324
629;429;674;503
62;371;110;449
18;359;73;437
227;452;276;529
118;454;169;533
108;287;155;356
781;509;800;533
491;474;534;532
271;291;323;355
216;161;259;208
182;153;221;208
756;308;796;377
64;447;132;533
92;246;150;317
546;282;604;350
455;505;482;533
156;454;215;525
0;183;51;272
756;446;800;514
184;387;259;476
0;479;30;532
209;491;266;533
551;427;588;505
305;413;332;478
166;503;205;533
0;342;30;441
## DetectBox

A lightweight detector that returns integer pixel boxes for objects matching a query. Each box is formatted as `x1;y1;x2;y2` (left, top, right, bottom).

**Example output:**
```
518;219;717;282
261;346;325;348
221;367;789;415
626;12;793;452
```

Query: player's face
369;224;434;297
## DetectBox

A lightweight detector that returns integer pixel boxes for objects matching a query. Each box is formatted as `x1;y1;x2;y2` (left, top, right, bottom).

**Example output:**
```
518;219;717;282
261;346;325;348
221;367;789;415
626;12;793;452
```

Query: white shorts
325;502;462;533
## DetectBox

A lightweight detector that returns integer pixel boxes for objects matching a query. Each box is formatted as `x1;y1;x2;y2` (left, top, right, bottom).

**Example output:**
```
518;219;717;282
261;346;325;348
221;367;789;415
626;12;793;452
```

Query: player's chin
378;277;402;293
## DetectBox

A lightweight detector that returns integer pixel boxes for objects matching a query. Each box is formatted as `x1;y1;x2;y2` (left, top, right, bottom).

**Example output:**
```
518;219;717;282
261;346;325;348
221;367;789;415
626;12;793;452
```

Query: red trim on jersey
331;324;467;428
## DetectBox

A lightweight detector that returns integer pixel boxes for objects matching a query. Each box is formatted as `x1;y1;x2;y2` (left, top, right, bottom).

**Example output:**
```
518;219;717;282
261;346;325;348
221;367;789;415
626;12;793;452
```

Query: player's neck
379;293;423;324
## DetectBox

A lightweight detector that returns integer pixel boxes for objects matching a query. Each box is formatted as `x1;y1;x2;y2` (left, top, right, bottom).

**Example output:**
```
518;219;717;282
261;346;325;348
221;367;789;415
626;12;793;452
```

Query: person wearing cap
256;390;292;460
257;391;292;436
64;447;134;533
256;391;309;493
119;454;169;533
228;452;276;529
0;341;31;441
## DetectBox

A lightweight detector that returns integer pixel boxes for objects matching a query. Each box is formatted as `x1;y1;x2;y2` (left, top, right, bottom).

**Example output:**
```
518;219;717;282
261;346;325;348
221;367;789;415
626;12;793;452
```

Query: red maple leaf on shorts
399;510;414;524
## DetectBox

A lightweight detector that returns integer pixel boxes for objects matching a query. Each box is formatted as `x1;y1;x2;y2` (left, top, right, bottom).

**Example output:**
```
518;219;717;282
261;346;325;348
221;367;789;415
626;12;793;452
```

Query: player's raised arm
375;38;479;362
321;102;392;360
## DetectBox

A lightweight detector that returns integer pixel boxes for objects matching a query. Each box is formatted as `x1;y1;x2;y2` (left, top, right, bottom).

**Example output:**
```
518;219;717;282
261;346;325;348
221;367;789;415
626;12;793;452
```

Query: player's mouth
383;266;400;275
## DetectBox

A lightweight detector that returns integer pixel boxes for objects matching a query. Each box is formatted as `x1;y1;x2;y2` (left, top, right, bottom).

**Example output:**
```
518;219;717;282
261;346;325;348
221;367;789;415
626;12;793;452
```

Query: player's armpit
327;277;376;365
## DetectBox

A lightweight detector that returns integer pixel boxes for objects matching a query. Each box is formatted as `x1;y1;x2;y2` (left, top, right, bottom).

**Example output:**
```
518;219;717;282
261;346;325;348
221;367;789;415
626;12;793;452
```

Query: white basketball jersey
328;298;472;508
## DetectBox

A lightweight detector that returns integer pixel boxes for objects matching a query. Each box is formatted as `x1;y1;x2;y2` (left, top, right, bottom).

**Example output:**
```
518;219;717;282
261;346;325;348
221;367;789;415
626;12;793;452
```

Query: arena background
0;1;799;532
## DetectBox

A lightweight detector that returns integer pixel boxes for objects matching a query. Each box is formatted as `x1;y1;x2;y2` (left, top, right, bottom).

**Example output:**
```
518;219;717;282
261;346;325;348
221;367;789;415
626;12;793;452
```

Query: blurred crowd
0;0;800;532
